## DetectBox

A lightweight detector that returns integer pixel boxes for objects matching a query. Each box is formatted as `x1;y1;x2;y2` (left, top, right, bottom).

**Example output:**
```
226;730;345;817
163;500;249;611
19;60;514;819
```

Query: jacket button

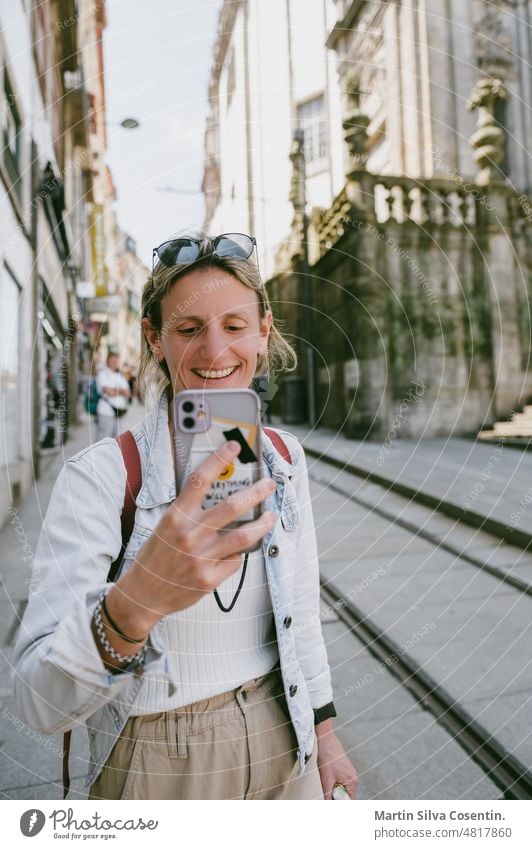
268;544;280;557
241;690;248;701
283;615;292;629
289;684;298;697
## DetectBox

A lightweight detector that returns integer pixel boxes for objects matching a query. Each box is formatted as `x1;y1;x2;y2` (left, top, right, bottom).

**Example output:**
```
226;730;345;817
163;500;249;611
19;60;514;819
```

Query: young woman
13;233;358;800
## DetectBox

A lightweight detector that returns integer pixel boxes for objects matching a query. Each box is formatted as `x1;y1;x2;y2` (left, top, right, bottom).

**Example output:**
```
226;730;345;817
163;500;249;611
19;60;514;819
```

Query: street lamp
105;117;141;129
119;117;140;130
289;128;317;427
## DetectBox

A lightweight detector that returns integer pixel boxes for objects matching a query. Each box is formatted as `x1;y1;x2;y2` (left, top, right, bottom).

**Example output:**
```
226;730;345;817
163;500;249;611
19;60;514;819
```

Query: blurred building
0;0;91;525
110;230;147;378
0;0;139;529
327;0;531;189
202;0;344;277
204;0;532;439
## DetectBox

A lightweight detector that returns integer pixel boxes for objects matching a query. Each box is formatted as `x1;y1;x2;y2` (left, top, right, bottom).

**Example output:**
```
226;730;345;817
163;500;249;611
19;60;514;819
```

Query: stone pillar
479;186;527;416
467;78;508;186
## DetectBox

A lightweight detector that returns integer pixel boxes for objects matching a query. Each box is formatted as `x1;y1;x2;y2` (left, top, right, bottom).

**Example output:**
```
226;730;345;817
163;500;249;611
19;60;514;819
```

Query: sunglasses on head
152;233;257;272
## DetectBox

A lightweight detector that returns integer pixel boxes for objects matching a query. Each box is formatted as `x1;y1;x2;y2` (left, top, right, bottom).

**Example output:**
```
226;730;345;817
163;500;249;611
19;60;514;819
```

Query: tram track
304;444;532;551
308;466;532;598
319;579;532;800
309;452;532;799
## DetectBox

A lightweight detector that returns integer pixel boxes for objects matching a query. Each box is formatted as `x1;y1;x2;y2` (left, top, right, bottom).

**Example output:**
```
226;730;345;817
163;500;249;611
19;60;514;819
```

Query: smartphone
173;388;263;547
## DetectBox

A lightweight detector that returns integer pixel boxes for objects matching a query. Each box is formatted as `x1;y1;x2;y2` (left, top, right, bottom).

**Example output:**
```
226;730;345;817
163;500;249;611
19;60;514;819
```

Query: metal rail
309;470;532;598
320;580;532;800
304;445;532;551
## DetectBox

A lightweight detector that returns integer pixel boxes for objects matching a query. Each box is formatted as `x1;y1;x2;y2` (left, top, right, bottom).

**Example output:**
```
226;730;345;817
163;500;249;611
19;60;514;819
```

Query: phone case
173;388;263;540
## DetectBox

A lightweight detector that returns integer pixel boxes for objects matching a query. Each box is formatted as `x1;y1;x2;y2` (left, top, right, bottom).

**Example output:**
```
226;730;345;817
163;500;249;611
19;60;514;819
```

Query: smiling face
142;267;272;394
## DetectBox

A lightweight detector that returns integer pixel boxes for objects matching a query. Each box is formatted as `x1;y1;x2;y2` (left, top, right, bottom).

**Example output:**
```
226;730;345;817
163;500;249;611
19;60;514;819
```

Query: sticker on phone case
187;417;259;517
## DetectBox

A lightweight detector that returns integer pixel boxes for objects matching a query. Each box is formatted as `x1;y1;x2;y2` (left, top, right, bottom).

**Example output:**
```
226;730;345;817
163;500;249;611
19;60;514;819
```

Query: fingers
212;552;245;583
188;477;276;534
207;510;276;560
175;440;243;513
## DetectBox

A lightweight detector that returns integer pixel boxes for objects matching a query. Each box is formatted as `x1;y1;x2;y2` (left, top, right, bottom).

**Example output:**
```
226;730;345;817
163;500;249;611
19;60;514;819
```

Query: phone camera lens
183;416;195;429
182;401;194;413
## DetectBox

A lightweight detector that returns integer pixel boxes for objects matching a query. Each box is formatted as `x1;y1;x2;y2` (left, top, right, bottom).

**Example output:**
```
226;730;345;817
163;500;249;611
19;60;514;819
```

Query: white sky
103;0;222;269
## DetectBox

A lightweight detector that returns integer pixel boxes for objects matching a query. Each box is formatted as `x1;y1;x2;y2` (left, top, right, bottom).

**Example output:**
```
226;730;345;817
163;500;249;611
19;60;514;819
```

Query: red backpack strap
107;431;142;582
263;427;292;466
63;431;142;799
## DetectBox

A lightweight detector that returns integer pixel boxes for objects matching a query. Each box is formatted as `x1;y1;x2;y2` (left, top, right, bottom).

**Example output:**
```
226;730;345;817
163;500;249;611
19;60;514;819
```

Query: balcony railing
309;173;488;262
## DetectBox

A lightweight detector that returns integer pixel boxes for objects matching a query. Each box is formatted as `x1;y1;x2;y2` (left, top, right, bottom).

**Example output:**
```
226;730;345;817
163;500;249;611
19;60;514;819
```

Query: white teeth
195;367;237;379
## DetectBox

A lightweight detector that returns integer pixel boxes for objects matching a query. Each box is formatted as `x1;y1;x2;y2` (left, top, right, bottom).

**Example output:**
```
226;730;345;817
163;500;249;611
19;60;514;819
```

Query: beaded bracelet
93;593;147;668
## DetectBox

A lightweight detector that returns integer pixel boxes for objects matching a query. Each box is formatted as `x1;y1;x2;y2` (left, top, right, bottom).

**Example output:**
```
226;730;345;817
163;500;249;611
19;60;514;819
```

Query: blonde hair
139;232;297;400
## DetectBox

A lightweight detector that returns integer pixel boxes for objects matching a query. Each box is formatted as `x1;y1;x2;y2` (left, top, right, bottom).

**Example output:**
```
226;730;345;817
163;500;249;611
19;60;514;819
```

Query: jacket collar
134;393;293;508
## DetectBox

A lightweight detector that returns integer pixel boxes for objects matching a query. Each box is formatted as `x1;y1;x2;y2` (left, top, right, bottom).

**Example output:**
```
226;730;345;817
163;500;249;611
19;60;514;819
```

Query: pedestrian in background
96;351;131;439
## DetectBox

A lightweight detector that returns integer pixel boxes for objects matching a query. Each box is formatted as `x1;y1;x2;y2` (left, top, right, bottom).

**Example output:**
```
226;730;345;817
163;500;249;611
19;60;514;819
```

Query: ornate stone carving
343;74;370;173
474;3;515;79
467;78;508;186
288;132;305;213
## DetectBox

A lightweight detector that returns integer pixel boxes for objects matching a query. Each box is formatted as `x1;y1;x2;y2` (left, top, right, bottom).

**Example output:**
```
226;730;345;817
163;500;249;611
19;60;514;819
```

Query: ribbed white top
130;547;279;713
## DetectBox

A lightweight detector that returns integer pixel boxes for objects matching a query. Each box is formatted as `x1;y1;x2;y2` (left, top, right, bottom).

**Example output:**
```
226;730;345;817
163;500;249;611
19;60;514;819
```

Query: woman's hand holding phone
105;440;276;636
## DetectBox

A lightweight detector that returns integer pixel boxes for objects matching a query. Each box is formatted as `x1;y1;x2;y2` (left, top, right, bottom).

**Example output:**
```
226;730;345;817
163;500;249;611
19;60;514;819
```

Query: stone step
493;423;532;435
478;406;532;438
478;424;532;437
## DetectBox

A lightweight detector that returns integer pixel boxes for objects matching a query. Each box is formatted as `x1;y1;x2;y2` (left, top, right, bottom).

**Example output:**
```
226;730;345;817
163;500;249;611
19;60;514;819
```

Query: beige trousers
89;668;324;800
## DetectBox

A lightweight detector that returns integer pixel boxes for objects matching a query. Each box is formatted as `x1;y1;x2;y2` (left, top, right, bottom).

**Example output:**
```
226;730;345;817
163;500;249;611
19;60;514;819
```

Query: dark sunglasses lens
215;234;253;259
157;239;200;266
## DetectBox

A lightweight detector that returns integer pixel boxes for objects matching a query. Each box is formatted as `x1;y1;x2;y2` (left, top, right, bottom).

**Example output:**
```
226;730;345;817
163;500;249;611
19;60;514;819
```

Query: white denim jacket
12;394;334;786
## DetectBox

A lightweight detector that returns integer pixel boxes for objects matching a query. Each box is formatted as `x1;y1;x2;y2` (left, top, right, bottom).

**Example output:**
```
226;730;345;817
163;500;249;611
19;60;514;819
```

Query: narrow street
2;413;531;799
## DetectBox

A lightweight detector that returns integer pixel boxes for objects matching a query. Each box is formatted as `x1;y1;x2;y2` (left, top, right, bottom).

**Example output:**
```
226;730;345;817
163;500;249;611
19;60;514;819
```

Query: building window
297;94;328;167
3;70;22;197
0;265;21;468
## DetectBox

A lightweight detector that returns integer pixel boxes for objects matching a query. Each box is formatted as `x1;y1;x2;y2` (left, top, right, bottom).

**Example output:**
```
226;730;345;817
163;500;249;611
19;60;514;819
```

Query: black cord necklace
213;552;250;613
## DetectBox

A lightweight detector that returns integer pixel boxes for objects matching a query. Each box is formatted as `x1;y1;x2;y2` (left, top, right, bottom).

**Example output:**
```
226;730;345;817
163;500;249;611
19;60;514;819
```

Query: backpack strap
63;431;141;799
107;431;142;582
62;731;71;799
263;427;292;466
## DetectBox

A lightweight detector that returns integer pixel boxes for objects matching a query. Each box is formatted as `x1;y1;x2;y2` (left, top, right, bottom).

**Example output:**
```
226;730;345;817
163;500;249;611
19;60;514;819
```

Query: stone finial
467;78;508;186
288;130;305;213
343;74;370;173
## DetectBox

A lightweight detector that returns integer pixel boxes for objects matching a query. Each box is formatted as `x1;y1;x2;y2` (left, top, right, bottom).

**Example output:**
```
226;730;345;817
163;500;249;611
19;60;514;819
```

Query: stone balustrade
308;173;495;263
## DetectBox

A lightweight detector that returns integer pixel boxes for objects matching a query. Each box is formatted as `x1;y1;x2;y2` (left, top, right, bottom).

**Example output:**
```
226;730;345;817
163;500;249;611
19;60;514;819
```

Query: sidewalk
0;403;145;800
282;422;532;548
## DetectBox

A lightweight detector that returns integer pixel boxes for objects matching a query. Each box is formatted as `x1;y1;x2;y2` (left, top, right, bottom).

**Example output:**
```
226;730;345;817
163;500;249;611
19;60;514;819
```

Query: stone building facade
268;0;532;438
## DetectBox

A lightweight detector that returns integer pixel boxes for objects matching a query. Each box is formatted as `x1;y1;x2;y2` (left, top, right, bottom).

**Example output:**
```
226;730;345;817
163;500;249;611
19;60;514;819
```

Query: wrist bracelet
101;592;149;644
93;594;147;668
